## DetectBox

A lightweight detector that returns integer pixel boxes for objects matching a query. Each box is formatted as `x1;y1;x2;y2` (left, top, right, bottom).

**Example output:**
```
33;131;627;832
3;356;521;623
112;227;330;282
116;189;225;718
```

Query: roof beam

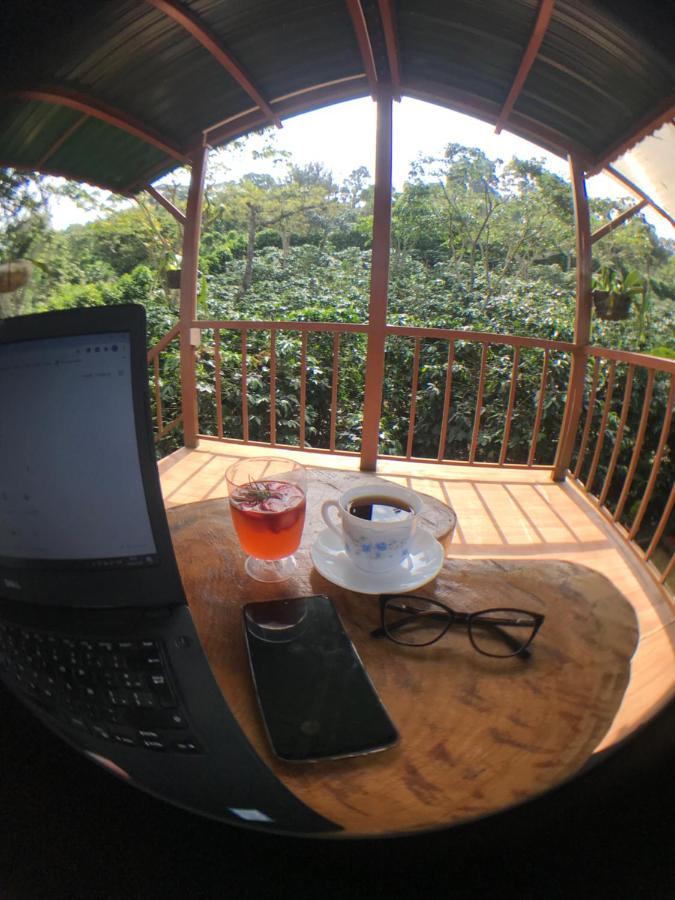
144;184;187;226
35;114;87;168
591;200;647;244
345;0;378;96
588;97;675;175
4;88;186;162
495;0;555;135
606;166;674;229
377;0;402;101
145;0;282;129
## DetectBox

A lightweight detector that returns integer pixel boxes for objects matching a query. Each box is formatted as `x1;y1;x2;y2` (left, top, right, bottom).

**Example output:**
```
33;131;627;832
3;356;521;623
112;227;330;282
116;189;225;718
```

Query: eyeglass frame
370;594;545;659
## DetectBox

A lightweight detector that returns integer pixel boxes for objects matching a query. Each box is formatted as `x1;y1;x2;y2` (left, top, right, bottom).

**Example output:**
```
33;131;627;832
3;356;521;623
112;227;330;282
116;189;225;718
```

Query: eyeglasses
371;595;545;659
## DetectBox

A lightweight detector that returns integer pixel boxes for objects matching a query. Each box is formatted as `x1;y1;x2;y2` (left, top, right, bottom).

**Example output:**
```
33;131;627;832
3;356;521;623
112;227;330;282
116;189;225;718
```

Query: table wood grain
167;468;638;836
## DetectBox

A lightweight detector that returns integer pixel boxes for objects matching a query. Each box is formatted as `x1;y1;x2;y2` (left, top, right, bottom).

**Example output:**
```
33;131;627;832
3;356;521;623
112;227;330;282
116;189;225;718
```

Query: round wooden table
167;468;638;836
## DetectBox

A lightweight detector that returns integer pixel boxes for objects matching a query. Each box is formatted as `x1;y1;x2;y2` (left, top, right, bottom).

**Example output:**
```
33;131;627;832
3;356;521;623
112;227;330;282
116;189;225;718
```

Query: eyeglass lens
382;597;451;646
468;609;539;657
383;598;539;656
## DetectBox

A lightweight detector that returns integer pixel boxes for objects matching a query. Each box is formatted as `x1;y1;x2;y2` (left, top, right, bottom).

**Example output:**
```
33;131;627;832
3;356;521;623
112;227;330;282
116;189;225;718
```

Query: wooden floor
158;441;674;754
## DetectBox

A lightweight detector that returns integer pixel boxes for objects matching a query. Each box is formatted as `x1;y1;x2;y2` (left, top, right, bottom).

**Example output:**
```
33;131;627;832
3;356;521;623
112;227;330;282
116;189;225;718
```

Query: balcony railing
148;320;674;592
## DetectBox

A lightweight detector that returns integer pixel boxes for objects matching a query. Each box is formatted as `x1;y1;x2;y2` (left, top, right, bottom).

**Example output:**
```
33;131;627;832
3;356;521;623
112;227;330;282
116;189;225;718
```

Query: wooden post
179;145;209;448
360;87;393;471
552;156;592;481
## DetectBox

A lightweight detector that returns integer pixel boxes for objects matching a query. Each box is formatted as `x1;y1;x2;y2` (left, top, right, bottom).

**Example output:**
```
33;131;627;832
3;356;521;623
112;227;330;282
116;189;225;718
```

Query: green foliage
1;146;672;544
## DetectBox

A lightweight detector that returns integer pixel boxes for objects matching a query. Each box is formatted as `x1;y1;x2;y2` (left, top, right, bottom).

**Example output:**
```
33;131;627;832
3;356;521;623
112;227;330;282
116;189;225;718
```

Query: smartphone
243;595;399;762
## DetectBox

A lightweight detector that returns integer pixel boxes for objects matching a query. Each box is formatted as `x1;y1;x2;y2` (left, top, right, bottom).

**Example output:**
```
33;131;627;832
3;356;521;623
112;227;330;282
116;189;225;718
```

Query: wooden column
552;156;592;481
179;145;209;448
360;88;393;471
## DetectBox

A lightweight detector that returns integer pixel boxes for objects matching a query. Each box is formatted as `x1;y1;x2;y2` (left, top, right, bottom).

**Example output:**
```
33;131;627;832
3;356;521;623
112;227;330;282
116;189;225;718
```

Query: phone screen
243;595;398;762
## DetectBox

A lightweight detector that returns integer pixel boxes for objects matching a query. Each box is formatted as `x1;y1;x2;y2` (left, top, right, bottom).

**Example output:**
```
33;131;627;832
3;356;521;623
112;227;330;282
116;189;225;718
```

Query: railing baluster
469;344;488;464
614;368;655;523
406;337;422;460
528;348;549;467
153;355;164;436
660;554;675;585
299;332;308;449
499;346;520;466
573;357;600;479
436;340;454;462
628;376;674;540
213;329;223;439
645;485;675;562
585;361;616;494
269;328;277;446
598;365;634;508
330;332;340;452
241;329;249;443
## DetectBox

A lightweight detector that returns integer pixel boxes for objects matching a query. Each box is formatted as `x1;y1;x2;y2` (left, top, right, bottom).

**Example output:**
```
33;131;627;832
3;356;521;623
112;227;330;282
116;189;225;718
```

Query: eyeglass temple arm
370;612;532;659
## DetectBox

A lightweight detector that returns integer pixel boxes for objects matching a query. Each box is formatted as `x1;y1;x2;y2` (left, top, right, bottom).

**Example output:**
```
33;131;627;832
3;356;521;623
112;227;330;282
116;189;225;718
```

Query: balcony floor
159;441;674;754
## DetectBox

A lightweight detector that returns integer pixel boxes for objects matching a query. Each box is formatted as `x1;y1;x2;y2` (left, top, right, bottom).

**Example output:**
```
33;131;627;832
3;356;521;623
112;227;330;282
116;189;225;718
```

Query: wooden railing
568;347;674;588
146;322;182;444
146;320;673;589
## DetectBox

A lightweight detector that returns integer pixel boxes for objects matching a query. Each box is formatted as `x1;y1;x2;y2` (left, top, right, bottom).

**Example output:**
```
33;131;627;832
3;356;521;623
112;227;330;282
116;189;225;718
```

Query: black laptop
0;303;338;834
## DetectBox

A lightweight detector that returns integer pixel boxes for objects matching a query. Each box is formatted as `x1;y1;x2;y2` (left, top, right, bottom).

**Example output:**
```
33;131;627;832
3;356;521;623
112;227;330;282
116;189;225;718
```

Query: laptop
0;303;338;834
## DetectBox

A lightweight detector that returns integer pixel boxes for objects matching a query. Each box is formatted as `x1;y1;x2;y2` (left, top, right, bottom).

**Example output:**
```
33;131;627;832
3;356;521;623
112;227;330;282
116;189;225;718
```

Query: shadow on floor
1;684;673;900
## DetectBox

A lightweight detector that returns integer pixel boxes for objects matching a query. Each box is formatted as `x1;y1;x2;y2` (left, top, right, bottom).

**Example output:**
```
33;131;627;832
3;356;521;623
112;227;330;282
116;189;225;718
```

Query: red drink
229;479;306;560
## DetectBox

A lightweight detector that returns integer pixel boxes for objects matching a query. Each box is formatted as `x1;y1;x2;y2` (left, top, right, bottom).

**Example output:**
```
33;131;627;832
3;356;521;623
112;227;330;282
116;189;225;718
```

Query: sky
50;96;671;238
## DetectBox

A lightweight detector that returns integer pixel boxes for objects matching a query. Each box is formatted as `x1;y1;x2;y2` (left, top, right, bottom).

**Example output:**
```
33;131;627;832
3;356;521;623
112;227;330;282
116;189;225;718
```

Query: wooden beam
0;158;134;196
360;88;393;471
144;184;187;226
145;0;282;129
377;0;402;101
495;0;555;135
345;0;378;96
35;115;87;168
588;97;675;176
179;146;209;448
5;88;186;162
200;77;369;150
591;200;647;244
605;166;675;229
552;156;592;482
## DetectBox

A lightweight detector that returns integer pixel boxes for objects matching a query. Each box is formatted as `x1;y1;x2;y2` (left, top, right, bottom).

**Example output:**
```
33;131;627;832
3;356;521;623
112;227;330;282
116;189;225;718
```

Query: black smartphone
243;595;399;762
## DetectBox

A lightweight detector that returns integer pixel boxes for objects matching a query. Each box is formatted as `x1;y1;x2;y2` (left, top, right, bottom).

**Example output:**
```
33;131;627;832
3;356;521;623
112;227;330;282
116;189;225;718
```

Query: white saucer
310;527;445;595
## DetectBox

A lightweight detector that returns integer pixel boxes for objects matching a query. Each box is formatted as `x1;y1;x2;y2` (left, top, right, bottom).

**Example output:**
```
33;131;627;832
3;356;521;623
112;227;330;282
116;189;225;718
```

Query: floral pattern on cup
345;536;410;564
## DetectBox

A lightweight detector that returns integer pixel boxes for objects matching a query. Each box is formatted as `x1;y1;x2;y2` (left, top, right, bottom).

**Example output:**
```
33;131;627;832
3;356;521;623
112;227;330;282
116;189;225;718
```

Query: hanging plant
591;265;643;321
0;260;32;293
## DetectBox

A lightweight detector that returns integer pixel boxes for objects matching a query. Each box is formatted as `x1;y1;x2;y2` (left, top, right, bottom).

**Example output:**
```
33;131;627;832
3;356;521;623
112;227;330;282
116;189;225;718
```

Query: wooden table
167;468;638;836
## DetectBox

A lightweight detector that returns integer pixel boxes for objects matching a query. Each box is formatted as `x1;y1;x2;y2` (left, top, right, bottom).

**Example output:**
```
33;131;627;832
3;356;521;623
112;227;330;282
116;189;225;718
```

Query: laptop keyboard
0;621;203;754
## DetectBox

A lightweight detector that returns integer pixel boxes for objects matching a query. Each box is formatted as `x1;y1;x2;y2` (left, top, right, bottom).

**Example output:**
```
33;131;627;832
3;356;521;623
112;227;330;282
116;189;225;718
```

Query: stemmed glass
225;456;307;582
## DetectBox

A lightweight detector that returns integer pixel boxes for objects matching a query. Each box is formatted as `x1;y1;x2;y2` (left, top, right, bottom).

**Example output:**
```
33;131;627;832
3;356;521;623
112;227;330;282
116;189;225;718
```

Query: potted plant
592;265;644;321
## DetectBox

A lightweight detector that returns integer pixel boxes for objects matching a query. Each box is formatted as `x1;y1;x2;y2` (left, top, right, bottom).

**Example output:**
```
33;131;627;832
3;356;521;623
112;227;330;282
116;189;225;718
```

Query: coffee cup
321;483;424;574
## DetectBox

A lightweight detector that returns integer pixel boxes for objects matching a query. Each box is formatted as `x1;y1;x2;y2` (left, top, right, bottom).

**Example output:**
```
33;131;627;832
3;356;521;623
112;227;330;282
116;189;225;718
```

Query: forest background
0;132;673;555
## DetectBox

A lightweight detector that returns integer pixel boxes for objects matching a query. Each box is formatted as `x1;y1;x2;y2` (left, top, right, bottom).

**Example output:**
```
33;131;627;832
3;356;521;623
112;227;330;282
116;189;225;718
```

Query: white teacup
321;483;424;574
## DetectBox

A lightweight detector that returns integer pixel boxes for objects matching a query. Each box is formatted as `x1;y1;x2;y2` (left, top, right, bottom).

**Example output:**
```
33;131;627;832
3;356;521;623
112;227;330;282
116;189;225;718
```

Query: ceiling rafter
588;98;675;176
495;0;555;135
377;0;401;100
145;0;282;129
3;88;186;161
36;114;87;168
591;200;647;244
606;166;674;228
144;184;187;226
0;158;135;196
345;0;378;96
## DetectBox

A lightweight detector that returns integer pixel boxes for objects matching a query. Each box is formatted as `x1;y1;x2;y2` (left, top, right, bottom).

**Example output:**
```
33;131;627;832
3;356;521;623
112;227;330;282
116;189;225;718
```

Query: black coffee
348;495;413;522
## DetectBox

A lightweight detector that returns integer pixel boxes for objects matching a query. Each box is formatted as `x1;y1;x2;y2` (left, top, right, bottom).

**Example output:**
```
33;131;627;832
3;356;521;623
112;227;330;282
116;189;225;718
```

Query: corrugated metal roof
0;0;672;197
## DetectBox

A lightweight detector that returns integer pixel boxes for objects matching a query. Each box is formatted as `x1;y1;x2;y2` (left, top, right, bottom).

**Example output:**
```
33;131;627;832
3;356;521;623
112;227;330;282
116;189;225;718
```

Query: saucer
310;527;445;594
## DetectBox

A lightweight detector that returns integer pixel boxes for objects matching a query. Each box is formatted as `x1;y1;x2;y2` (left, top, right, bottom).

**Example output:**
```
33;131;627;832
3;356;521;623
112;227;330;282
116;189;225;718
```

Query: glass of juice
225;456;307;582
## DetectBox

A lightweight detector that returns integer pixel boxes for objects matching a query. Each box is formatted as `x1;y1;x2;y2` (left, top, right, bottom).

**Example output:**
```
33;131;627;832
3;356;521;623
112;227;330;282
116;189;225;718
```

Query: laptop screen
0;305;185;609
0;331;157;569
